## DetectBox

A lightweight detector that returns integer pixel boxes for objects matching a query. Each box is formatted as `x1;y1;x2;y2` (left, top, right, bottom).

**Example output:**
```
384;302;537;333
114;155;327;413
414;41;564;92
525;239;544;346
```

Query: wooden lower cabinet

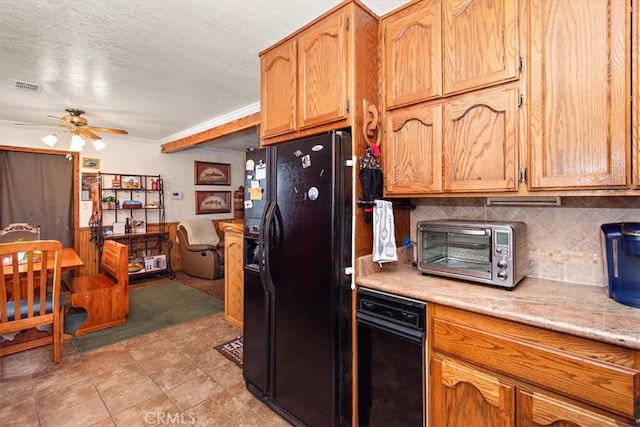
517;388;631;427
429;304;639;426
221;223;243;329
431;354;633;427
431;355;515;427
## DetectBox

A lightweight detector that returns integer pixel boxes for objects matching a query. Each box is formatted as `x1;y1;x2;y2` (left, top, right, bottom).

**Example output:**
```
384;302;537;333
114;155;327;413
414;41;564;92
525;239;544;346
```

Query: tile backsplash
409;197;639;287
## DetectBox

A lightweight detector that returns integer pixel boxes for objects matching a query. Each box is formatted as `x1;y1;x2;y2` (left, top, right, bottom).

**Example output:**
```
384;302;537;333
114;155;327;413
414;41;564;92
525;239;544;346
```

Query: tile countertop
355;249;640;351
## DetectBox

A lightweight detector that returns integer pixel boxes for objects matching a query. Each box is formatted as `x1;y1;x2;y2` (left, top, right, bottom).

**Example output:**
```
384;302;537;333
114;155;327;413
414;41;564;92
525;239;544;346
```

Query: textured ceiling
0;0;405;150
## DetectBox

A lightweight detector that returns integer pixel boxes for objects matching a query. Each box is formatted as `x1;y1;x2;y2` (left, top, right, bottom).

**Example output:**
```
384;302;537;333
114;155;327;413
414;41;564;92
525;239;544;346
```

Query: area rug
214;336;243;368
71;282;224;353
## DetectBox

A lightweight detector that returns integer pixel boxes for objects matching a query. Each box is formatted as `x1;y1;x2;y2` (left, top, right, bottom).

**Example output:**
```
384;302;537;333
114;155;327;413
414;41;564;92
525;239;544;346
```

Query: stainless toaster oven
417;219;527;289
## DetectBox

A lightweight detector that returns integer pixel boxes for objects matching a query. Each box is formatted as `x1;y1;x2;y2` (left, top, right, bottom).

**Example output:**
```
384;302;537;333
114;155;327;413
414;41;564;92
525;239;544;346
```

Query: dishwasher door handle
356;311;424;343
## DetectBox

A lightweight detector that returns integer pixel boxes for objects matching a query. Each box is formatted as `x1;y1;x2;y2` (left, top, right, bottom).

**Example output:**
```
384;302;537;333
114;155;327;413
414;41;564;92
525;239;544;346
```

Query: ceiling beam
161;112;260;153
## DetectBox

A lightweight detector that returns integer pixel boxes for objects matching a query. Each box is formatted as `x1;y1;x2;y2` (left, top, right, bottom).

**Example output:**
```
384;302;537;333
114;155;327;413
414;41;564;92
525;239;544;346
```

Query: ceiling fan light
42;134;58;147
69;134;86;151
92;139;106;151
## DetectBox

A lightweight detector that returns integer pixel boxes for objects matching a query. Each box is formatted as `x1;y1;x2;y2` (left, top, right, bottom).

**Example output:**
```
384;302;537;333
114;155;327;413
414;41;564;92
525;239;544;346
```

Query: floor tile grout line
27;350;43;427
79;346;121;426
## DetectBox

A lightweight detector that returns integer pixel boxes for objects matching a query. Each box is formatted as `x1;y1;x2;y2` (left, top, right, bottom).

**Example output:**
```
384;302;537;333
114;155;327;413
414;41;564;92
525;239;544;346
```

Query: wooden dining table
2;247;84;277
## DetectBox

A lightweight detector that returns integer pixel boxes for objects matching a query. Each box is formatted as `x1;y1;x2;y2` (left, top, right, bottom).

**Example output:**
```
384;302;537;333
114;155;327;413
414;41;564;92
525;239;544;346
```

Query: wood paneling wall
76;220;229;277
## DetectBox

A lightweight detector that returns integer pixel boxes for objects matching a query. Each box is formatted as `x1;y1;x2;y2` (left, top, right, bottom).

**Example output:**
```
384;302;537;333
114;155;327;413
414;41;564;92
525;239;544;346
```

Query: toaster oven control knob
497;260;508;269
497;271;508;280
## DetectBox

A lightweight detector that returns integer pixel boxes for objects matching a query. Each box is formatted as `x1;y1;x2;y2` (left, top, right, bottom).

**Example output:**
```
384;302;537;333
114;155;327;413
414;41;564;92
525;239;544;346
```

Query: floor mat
214;336;243;368
71;281;224;353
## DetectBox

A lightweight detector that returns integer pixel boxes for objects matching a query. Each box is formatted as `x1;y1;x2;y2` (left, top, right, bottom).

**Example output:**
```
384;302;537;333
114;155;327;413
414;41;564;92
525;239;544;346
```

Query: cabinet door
443;83;519;192
443;0;518;95
384;102;442;195
527;0;630;189
633;0;639;189
383;1;442;109
224;231;243;329
260;40;297;139
297;9;348;130
431;355;515;427
517;389;634;427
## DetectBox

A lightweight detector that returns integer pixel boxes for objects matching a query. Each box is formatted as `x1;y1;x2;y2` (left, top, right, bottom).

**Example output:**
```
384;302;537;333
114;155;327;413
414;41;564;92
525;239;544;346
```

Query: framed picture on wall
81;173;98;201
195;191;231;214
82;157;100;169
194;161;230;185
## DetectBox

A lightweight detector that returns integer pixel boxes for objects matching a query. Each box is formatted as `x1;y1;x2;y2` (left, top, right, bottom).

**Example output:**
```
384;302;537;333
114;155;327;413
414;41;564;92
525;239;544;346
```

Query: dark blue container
601;223;640;309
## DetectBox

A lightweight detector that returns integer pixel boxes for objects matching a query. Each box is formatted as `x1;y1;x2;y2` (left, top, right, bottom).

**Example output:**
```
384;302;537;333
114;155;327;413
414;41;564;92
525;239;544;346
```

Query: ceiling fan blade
79;129;102;140
14;122;66;129
85;126;128;135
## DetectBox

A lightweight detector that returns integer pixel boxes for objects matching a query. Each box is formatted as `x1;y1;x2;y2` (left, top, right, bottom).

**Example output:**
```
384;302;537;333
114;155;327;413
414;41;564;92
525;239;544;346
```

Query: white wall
0;121;246;226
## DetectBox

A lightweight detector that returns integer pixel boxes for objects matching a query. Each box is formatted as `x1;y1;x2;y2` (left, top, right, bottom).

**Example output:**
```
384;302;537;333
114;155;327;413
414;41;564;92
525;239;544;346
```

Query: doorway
0;147;78;248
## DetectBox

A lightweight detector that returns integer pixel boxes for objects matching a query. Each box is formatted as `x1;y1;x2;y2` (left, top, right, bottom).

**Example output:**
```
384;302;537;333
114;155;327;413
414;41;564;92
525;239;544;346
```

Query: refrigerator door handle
258;200;273;290
260;200;278;294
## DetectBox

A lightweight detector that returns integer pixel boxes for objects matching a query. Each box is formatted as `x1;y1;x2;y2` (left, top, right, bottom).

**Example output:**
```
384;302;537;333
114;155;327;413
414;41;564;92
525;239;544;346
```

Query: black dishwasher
357;288;426;427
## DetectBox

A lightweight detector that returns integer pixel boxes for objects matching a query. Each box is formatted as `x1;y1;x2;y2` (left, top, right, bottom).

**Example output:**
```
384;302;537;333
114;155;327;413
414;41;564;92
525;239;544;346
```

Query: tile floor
0;312;291;426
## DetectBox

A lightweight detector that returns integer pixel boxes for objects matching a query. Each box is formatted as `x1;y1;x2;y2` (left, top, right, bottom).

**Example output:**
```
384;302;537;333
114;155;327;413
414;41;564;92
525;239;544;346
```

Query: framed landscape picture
82;157;100;169
121;175;141;189
194;161;230;185
195;191;231;214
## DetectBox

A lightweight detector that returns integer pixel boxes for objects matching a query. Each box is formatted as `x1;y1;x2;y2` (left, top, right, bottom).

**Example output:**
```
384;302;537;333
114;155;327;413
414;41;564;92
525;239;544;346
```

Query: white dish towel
372;199;398;265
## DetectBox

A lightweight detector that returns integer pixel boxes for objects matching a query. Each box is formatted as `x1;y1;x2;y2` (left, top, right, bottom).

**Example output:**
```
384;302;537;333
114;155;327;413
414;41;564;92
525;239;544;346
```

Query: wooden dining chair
0;240;64;363
0;223;39;243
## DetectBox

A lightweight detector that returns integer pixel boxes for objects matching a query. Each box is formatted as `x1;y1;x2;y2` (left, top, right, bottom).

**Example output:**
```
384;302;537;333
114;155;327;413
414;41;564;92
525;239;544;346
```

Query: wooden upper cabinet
297;9;348;130
443;83;518;192
431;355;515;427
383;1;442;109
633;0;639;190
260;41;297;139
443;0;519;96
260;2;380;145
384;102;442;194
527;0;631;190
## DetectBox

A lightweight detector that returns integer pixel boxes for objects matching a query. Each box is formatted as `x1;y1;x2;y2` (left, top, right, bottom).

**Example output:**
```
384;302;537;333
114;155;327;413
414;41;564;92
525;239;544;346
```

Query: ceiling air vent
13;79;42;94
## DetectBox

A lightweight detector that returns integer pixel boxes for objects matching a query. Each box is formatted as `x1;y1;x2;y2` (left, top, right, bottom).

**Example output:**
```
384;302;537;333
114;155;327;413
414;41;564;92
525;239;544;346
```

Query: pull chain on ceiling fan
40;108;128;152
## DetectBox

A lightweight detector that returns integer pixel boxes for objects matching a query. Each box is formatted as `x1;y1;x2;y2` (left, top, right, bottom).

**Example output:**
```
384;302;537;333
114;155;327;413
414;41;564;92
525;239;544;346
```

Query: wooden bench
66;240;129;336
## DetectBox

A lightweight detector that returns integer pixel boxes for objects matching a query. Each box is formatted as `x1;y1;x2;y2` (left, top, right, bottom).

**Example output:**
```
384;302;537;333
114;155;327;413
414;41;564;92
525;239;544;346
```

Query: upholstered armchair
177;219;224;279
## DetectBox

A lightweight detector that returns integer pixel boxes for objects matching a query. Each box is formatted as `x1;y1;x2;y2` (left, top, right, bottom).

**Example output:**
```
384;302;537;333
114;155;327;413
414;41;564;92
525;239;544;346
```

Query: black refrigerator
243;131;353;426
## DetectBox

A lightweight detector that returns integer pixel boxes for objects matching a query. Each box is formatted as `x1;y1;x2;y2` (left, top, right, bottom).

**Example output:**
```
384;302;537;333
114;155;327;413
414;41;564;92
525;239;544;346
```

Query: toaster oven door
418;226;492;281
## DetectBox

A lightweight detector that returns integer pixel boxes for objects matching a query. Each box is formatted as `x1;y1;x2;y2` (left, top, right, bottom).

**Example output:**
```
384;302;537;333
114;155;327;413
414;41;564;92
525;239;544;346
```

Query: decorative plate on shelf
128;262;144;273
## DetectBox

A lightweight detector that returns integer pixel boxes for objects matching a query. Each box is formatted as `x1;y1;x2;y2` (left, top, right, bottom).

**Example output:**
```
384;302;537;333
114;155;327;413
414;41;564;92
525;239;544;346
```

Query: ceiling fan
19;108;128;151
47;108;129;140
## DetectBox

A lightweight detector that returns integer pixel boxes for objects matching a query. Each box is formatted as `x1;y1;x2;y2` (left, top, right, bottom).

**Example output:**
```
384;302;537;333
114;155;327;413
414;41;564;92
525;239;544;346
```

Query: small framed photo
81;173;98;200
196;191;231;214
194;161;230;185
121;175;141;189
82;157;100;169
